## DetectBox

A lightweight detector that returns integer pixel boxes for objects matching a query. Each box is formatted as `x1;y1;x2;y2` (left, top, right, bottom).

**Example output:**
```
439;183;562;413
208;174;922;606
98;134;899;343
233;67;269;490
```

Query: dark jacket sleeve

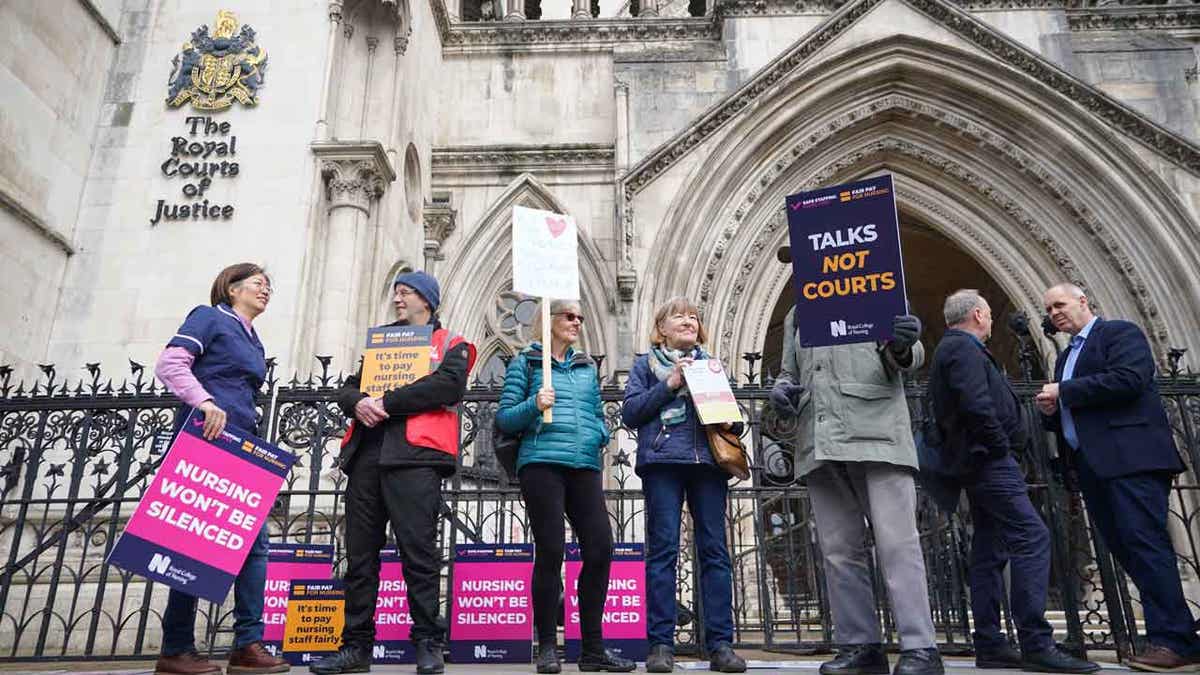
337;365;368;417
380;343;471;416
1059;321;1155;409
942;342;1009;455
621;356;677;429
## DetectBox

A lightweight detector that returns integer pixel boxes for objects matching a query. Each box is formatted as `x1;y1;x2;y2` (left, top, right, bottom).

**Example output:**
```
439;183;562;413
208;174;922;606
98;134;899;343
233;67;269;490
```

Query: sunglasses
554;312;585;323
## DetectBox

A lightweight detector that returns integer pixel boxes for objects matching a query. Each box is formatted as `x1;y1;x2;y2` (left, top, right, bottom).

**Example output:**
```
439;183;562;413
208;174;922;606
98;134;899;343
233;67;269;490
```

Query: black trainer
893;648;944;675
646;644;675;673
820;644;890;675
536;643;561;674
309;644;371;674
578;648;636;672
709;643;747;673
414;638;444;675
1022;646;1101;673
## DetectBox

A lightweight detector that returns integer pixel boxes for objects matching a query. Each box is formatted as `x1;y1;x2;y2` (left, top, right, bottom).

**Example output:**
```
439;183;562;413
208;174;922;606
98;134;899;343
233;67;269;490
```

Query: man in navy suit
1036;283;1198;671
931;290;1097;673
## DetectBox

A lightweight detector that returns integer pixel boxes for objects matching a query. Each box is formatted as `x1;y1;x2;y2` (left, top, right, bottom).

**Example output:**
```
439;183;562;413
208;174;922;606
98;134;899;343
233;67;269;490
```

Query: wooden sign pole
542;299;553;424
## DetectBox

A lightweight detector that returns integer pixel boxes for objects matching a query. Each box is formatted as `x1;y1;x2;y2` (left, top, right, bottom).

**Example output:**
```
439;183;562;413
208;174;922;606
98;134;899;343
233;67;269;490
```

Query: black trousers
519;463;613;653
342;444;445;648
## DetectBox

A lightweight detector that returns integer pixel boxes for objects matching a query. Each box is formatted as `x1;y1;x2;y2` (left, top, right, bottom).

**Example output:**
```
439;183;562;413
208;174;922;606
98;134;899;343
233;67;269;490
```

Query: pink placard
123;431;285;574
264;545;334;644
376;551;412;642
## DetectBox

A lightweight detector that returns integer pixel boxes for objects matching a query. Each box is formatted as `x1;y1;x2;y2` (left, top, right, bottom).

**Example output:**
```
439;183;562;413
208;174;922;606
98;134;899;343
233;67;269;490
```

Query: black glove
889;314;922;354
770;380;805;417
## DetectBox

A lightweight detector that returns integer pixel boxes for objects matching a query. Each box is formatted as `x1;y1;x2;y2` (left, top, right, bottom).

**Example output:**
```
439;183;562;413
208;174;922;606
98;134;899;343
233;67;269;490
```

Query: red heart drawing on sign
546;216;568;238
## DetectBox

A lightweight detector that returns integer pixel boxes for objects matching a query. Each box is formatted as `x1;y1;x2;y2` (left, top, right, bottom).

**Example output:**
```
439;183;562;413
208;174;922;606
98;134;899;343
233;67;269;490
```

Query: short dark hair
209;263;269;306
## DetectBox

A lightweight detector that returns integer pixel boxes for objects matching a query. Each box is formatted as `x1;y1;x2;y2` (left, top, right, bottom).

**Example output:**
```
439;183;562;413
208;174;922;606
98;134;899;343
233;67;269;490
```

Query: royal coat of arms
167;10;267;110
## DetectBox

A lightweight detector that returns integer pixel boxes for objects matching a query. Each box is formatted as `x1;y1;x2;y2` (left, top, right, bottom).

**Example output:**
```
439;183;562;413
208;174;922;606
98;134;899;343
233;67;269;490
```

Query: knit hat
393;270;441;313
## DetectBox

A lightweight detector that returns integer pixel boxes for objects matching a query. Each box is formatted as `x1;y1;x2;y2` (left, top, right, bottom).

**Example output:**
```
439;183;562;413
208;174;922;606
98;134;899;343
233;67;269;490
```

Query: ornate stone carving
312;141;397;214
423;200;458;261
689;117;1170;357
320;160;387;211
430;0;455;44
1067;3;1200;31
329;0;345;22
621;0;1200;209
395;32;411;54
442;16;720;52
432;143;616;173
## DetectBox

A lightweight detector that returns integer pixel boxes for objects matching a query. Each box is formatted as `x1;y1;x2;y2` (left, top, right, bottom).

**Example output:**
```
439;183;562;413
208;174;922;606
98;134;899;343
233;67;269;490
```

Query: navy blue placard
179;409;296;478
453;544;535;563
105;532;234;602
785;174;907;347
267;543;335;564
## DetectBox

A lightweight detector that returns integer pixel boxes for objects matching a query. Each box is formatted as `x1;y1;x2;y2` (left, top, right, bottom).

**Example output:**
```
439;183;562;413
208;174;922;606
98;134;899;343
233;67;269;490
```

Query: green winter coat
777;306;924;479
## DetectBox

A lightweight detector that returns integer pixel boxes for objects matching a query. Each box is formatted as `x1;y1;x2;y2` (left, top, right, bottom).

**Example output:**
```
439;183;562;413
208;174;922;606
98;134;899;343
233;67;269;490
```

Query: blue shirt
1059;317;1098;449
166;303;266;432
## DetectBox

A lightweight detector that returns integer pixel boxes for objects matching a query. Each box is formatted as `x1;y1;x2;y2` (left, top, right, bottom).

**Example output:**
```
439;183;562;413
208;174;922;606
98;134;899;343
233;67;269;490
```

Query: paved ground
0;655;1131;675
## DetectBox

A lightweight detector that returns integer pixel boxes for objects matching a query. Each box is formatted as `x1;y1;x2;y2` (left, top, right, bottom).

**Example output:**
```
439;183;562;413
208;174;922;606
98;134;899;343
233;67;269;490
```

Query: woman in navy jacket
152;263;287;675
621;297;746;673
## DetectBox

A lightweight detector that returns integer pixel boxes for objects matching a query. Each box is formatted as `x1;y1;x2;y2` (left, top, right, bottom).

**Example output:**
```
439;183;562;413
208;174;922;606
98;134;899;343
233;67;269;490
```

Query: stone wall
0;0;118;380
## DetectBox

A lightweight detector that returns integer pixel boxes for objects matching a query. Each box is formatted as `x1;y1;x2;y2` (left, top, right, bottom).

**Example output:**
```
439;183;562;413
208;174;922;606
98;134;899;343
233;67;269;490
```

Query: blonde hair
648;296;708;346
530;299;583;343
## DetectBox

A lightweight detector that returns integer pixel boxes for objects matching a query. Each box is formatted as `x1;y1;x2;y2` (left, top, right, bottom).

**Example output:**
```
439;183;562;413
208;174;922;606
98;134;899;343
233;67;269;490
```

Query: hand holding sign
512;205;581;424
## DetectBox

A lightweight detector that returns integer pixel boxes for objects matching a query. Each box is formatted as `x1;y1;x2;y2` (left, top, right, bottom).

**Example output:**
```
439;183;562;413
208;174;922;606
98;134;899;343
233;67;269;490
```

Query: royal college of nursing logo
166;10;267;111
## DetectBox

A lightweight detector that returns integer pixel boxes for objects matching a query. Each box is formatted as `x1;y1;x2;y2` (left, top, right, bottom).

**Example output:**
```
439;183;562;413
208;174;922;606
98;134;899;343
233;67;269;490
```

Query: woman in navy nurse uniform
151;263;288;675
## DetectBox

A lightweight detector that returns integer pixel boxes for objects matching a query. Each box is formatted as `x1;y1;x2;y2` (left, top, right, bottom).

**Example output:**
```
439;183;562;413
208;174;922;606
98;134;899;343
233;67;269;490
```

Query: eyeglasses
554;312;585;323
238;279;273;294
395;288;419;298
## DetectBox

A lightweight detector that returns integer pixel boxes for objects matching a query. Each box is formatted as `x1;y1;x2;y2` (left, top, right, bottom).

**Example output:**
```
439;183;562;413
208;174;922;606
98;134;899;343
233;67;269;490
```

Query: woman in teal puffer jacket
496;299;633;675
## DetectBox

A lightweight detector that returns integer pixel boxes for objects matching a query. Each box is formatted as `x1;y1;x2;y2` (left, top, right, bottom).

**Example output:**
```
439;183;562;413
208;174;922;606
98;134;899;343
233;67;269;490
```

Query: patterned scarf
648;344;706;427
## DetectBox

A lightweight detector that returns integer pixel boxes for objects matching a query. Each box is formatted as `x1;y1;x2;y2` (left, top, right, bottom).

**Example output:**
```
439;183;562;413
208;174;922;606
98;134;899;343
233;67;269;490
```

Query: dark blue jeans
643;463;734;652
161;525;270;655
964;455;1053;654
1076;455;1200;656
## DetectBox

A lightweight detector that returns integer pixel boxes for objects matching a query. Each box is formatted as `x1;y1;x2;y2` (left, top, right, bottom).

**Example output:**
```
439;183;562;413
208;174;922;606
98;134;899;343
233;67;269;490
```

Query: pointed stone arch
440;173;618;368
634;35;1200;376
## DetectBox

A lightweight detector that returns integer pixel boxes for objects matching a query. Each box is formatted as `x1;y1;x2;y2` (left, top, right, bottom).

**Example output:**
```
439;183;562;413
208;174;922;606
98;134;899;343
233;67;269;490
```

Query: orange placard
282;580;345;665
360;325;433;396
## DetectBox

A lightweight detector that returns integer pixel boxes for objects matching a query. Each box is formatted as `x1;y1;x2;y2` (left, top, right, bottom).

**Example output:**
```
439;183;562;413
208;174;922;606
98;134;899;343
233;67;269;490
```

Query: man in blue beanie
313;271;476;675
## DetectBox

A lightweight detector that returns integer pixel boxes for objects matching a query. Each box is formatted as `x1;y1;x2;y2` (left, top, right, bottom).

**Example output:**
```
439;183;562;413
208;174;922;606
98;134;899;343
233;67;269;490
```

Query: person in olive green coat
771;249;942;675
496;299;634;675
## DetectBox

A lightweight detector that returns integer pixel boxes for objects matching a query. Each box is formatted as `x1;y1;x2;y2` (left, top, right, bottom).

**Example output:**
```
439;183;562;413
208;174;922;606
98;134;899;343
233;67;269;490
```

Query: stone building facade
2;0;1199;385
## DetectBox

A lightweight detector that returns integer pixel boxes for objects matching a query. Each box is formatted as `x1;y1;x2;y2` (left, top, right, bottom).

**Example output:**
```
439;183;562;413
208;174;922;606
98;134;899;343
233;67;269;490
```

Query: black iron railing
0;344;1197;662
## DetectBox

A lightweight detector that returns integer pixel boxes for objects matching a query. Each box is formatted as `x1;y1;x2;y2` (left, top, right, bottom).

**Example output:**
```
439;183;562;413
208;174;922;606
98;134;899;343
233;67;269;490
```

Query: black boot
709;643;747;673
1022;645;1101;674
646;644;675;673
820;644;890;675
536;643;561;674
893;648;944;675
578;648;636;672
309;645;371;674
414;638;444;675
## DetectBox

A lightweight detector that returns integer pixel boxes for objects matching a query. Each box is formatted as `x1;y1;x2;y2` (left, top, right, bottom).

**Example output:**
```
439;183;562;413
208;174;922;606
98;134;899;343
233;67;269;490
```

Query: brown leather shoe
228;641;291;674
155;650;223;675
1127;645;1200;672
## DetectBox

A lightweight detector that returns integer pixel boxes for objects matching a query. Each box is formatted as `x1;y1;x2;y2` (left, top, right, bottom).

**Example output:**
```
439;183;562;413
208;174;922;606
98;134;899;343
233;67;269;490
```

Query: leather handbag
705;424;751;480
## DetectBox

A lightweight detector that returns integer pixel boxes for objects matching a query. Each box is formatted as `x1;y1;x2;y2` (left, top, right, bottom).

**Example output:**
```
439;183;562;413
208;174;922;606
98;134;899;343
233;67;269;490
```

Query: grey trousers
807;461;937;650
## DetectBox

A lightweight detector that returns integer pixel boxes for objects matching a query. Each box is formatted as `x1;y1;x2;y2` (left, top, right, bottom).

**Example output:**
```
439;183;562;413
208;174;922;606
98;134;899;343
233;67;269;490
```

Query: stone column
572;0;591;18
359;36;379;135
504;0;526;22
639;0;659;17
315;1;344;140
311;142;397;368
